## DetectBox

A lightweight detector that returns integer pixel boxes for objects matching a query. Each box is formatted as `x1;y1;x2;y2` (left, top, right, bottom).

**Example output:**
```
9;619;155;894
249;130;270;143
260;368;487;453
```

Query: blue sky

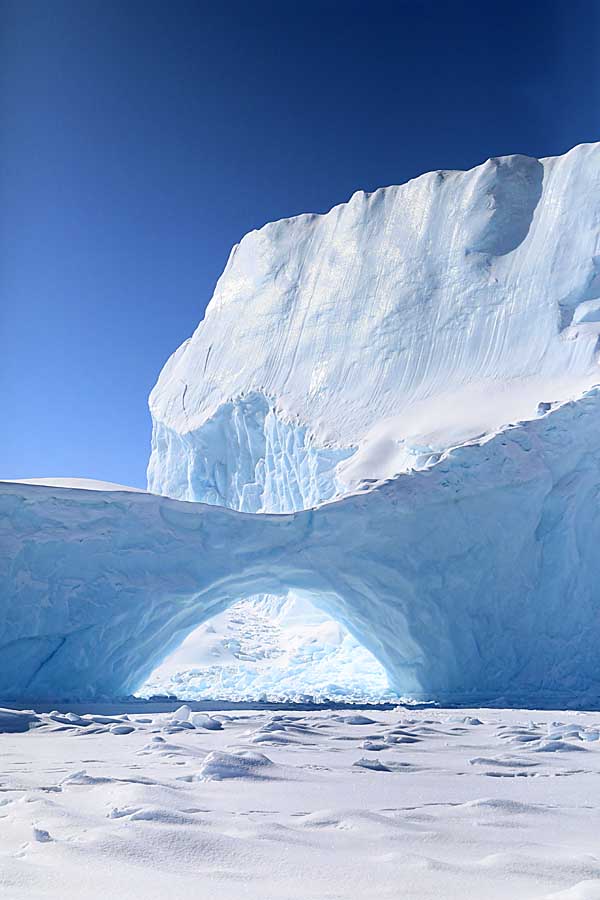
1;0;599;487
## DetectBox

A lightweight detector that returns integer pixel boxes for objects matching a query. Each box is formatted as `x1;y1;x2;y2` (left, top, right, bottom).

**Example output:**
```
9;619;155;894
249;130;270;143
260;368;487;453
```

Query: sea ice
1;705;597;899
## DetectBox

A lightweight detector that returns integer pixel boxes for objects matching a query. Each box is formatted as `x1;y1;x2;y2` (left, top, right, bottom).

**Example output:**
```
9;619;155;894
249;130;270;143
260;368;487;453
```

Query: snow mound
8;477;145;493
196;749;275;781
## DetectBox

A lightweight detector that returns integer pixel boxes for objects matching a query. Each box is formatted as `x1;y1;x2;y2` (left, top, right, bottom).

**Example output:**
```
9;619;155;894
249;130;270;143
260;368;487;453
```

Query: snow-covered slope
148;142;600;503
8;478;145;493
5;388;600;705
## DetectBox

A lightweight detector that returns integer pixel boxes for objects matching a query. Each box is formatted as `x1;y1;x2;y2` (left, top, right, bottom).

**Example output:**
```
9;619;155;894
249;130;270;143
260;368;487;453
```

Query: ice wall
144;143;600;702
149;392;352;512
4;390;600;706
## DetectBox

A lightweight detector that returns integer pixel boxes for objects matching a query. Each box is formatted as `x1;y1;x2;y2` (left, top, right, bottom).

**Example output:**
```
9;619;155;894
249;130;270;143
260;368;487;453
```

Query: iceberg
4;143;600;706
143;142;600;705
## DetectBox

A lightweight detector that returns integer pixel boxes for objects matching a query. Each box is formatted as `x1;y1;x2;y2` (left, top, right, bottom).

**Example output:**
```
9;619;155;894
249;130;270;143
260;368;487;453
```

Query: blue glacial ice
4;388;600;705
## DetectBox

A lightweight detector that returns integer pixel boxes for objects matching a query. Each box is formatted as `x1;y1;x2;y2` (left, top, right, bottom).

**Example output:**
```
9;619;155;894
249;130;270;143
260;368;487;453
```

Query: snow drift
4;388;600;704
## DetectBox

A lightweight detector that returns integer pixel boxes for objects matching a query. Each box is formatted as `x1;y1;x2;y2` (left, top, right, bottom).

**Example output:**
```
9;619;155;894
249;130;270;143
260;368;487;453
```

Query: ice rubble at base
144;142;600;702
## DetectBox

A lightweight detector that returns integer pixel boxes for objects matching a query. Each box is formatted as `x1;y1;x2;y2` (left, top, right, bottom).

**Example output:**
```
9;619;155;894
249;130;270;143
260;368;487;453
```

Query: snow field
2;706;600;899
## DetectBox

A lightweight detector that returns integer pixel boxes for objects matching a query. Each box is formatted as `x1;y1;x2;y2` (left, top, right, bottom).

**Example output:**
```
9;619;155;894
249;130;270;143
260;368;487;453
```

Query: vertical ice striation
148;392;353;512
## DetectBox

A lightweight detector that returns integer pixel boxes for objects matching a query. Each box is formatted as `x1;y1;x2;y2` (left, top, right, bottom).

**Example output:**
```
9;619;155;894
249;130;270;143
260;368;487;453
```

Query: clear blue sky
1;0;599;487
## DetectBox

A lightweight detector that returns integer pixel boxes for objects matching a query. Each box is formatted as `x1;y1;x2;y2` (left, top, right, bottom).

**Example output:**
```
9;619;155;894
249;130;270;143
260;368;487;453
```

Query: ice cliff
141;142;600;706
148;142;600;505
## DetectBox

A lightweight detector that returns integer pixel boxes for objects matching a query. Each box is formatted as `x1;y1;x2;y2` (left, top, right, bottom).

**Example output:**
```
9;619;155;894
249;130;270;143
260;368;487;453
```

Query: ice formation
4;386;600;704
4;143;600;705
144;142;600;704
148;142;600;501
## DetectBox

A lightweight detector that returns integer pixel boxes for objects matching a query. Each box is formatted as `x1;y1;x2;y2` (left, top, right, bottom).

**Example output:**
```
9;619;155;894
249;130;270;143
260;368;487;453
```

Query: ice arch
0;482;406;702
3;389;600;707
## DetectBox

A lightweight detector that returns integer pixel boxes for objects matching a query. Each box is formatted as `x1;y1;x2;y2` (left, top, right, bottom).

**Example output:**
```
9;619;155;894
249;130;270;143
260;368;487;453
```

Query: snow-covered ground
2;704;600;899
138;595;395;703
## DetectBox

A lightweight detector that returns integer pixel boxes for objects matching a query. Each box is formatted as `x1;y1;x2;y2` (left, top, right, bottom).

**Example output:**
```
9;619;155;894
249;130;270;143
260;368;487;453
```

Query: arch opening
136;590;399;704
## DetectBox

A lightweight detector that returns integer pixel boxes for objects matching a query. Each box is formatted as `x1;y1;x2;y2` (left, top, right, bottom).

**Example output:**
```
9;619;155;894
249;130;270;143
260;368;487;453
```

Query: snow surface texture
2;704;600;899
148;142;600;501
5;387;600;704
